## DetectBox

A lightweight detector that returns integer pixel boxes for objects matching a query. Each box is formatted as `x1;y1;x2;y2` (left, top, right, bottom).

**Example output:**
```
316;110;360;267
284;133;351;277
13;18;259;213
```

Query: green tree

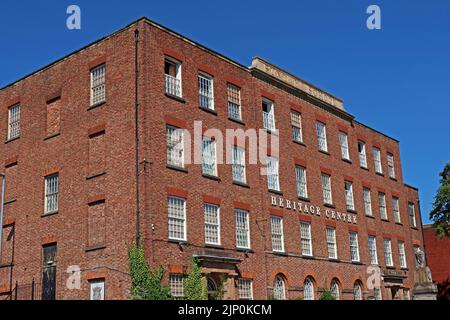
184;258;207;300
429;163;450;238
319;289;336;300
128;244;171;300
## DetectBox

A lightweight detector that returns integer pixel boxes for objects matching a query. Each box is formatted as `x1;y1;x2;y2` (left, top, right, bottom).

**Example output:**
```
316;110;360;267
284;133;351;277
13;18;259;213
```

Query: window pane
266;157;280;191
204;204;220;245
166;126;184;167
300;222;312;256
8;104;21;140
232;146;246;183
199;74;214;109
271;216;284;252
235;210;250;249
227;84;241;120
295;166;308;198
168;197;186;241
316;122;328;152
91;64;106;105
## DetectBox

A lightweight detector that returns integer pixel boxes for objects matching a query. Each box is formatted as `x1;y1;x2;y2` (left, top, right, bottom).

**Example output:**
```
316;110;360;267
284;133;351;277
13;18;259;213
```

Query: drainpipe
134;29;141;246
0;173;5;263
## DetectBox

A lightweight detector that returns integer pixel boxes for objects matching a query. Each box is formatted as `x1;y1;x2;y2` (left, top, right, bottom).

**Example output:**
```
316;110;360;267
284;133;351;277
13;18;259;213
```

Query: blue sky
1;0;449;223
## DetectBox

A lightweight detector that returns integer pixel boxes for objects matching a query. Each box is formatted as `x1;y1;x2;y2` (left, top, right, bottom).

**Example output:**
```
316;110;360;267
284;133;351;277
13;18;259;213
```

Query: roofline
404;183;419;191
353;120;400;143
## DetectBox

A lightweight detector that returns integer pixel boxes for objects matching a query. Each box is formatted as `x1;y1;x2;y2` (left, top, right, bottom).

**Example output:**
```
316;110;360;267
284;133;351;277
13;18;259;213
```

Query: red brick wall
423;225;450;283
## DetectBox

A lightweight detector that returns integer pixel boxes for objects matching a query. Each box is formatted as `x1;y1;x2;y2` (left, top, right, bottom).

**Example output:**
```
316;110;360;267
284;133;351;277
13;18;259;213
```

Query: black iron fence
9;279;41;300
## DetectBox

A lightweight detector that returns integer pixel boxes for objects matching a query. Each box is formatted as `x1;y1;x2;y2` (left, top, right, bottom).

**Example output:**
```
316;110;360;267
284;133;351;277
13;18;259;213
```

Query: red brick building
0;17;427;300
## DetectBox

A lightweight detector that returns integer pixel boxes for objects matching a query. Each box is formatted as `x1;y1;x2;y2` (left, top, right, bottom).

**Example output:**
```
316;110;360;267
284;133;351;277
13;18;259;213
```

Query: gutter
134;29;141;246
0;174;5;262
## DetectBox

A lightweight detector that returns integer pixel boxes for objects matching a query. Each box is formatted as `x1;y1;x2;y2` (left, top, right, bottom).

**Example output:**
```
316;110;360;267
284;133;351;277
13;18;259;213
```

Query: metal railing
9;279;41;300
262;111;275;131
165;74;182;97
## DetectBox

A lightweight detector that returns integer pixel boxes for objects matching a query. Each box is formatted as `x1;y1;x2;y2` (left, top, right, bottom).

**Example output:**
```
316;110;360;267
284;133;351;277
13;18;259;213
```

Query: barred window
44;174;59;214
166;126;184;168
227;84;241;120
202;136;217;176
266;156;280;191
235;209;250;249
339;132;350;160
392;197;401;223
321;173;333;205
168;197;186;241
232;146;246;184
316;122;328;152
387;153;396;179
378;192;388;220
374;287;382;300
358;141;367;168
373;147;382;174
198;73;214;110
273;275;286;300
295;166;308;199
368;236;378;265
398;241;407;268
300;222;312;256
271;216;284;252
291;111;303;143
90;64;106;106
303;278;314;300
169;274;184;299
408;202;417;228
204;204;220;245
326;227;337;259
354;281;363;300
238;279;253;300
349;232;360;262
344;181;355;211
363;188;373;216
330;280;340;300
165;58;182;97
7;104;21;140
384;238;393;267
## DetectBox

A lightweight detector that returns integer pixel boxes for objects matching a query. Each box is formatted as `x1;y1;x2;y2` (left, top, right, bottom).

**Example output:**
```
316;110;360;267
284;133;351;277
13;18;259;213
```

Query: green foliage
184;258;207;300
430;163;450;238
319;289;335;300
128;244;171;300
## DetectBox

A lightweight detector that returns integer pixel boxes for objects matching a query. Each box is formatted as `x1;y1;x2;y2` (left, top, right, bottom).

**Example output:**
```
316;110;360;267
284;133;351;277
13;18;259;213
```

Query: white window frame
349;232;360;262
300;221;313;256
238;279;253;300
266;156;280;191
232;146;246;184
392;197;401;224
408;202;417;228
44;174;59;214
304;278;314;300
354;282;363;300
198;72;214;110
291;111;303;143
262;98;276;131
387;153;396;179
202;136;217;176
166;126;184;168
330;280;340;300
398;241;407;269
271;216;285;253
384;238;394;267
373;147;383;174
273;276;286;300
227;83;241;120
169;274;184;299
316;121;328;152
7;103;21;140
321;173;333;205
358;141;367;168
345;181;355;211
326;227;337;259
379;192;388;220
368;236;378;265
89;279;105;300
164;57;182;97
339;132;350;160
168;196;187;241
204;204;221;246
235;209;250;249
363;188;373;216
90;64;106;106
295;166;308;199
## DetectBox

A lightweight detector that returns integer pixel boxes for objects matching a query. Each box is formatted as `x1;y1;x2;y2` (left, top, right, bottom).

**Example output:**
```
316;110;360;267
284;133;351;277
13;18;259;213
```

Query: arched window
353;281;363;300
273;275;286;300
304;278;315;300
330;279;341;300
207;278;218;300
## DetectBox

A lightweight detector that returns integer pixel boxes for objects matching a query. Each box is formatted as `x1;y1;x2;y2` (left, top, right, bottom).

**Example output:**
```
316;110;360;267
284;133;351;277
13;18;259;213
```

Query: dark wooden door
41;244;57;300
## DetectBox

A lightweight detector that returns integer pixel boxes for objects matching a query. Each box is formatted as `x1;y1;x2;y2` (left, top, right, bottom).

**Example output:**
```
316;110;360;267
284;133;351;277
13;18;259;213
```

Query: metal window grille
262;99;275;131
169;274;184;299
273;276;286;300
44;174;59;214
368;236;378;265
345;181;355;211
387;153;395;178
339;132;350;160
202;137;217;176
358;141;367;168
165;59;182;97
379;193;387;220
204;204;220;245
303;278;314;300
392;197;401;223
408;203;417;227
227;84;241;120
316;122;328;152
166;126;184;168
271;216;284;252
295;166;308;198
198;73;214;110
232;146;246;183
331;280;340;300
291;111;303;143
363;188;372;216
398;241;407;268
321;174;332;205
326;227;337;259
235;209;250;249
354;282;363;300
349;232;360;262
238;279;253;300
384;238;393;267
266;157;280;191
8;104;21;140
300;222;312;256
90;64;106;106
373;148;382;174
168;197;186;241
